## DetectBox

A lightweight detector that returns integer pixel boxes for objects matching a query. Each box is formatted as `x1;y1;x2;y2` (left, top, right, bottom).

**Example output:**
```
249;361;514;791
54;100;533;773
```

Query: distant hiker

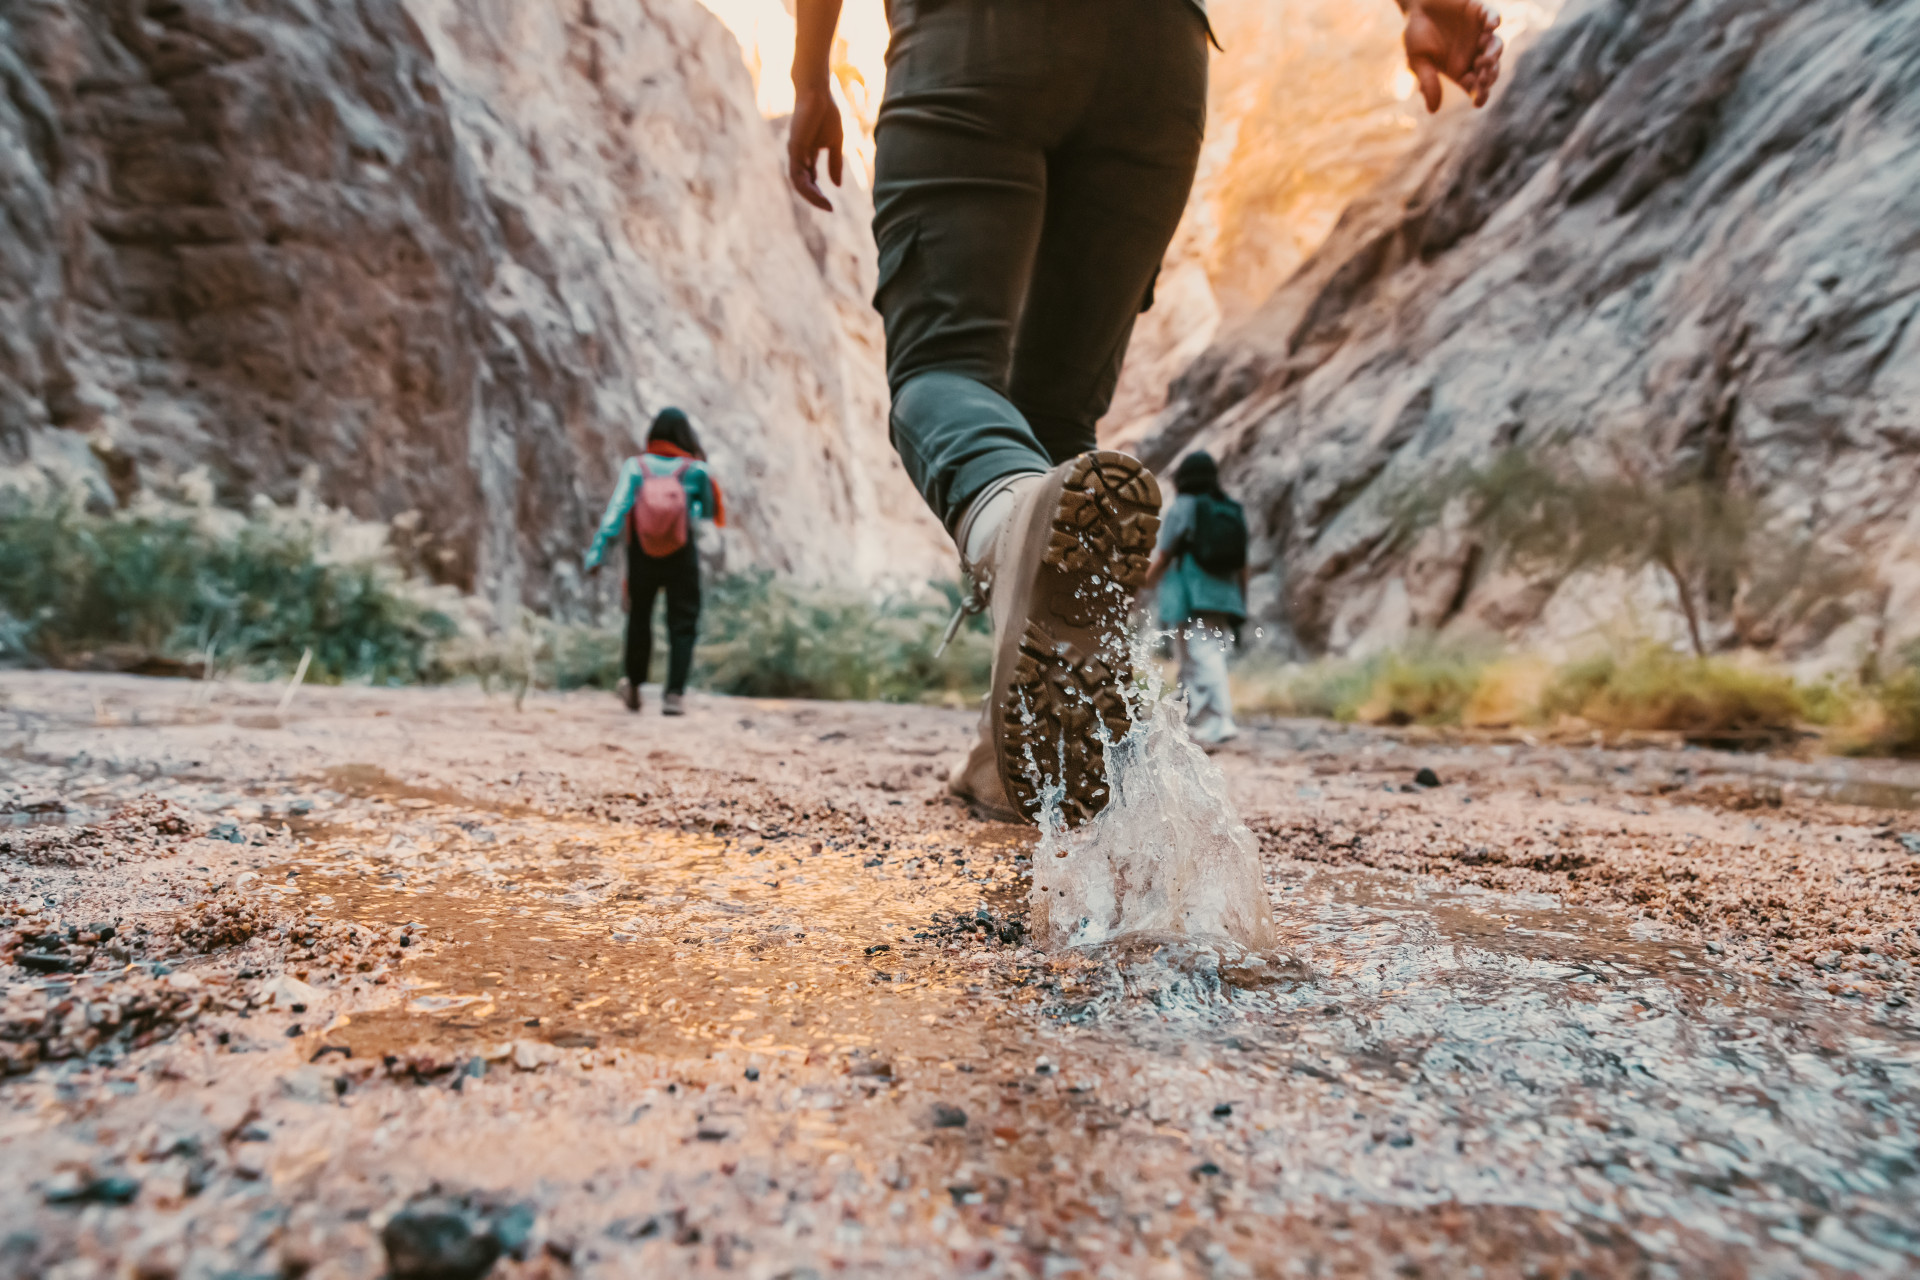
1142;451;1248;747
788;0;1502;823
585;408;726;717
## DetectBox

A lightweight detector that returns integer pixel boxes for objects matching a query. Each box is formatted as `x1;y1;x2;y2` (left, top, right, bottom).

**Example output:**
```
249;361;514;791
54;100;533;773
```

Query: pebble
43;1171;141;1206
381;1195;530;1280
511;1040;559;1072
1414;767;1443;788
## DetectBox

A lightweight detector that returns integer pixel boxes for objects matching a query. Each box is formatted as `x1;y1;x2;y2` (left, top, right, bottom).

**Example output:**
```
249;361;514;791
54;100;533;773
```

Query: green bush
1538;647;1805;740
1229;652;1381;720
691;571;989;704
0;500;455;683
1231;640;1494;725
1835;648;1920;758
1350;648;1495;726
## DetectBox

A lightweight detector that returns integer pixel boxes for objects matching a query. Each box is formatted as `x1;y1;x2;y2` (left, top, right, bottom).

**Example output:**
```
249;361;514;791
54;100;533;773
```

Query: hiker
1142;451;1248;746
584;408;726;717
788;0;1502;823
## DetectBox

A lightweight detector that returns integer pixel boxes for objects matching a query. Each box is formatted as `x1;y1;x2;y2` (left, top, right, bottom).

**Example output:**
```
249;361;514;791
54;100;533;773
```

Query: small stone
1212;1103;1233;1117
1414;768;1442;788
381;1197;501;1280
930;1103;967;1129
45;1172;140;1206
511;1040;558;1072
263;975;321;1009
743;1067;759;1081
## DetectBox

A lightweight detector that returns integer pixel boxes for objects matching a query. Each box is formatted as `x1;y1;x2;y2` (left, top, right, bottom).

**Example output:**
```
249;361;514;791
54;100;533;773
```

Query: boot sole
992;451;1161;827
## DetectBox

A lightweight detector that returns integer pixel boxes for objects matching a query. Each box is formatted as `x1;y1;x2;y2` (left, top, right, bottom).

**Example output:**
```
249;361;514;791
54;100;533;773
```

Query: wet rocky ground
2;671;1917;1278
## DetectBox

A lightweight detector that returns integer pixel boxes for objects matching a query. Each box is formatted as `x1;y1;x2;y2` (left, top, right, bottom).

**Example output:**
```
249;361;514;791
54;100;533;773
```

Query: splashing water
1029;648;1278;954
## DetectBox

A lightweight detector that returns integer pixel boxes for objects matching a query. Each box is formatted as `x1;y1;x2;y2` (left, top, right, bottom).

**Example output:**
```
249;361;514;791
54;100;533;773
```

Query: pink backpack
630;456;692;556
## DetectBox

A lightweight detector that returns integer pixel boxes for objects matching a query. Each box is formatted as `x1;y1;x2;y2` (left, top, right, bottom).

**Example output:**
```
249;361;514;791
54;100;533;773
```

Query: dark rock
17;952;77;974
931;1103;968;1129
1414;768;1443;788
44;1173;140;1206
743;1067;759;1081
381;1194;531;1280
210;824;244;844
1212;1103;1233;1117
0;0;943;604
1150;0;1920;659
1190;1162;1222;1178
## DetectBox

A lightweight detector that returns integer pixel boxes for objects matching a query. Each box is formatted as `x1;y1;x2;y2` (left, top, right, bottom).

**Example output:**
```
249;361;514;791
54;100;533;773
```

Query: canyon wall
1139;0;1920;665
0;0;947;621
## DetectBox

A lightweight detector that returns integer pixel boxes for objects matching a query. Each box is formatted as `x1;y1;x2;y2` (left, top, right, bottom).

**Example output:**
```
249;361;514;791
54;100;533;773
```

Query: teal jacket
1155;493;1247;627
585;448;723;570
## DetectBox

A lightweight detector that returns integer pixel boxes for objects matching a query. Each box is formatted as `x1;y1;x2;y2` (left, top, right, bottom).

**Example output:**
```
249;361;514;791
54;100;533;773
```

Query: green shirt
1155;493;1247;627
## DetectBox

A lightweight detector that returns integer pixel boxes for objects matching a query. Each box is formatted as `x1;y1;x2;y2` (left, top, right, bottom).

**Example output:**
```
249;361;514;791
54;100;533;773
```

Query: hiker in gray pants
789;0;1503;824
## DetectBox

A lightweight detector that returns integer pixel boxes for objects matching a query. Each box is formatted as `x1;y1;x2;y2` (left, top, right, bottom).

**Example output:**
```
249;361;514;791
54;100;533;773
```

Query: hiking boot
980;451;1160;827
946;702;1024;825
662;692;686;716
616;678;640;713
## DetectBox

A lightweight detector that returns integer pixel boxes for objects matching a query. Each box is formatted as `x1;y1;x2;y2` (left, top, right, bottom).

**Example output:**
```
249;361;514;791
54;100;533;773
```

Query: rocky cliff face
1142;0;1920;665
0;0;946;618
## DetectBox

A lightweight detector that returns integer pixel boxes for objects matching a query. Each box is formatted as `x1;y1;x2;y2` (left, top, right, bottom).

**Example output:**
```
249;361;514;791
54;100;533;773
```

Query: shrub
1230;640;1494;725
1538;647;1805;741
1231;652;1382;721
1350;649;1493;726
692;571;990;704
1833;649;1920;758
0;500;454;683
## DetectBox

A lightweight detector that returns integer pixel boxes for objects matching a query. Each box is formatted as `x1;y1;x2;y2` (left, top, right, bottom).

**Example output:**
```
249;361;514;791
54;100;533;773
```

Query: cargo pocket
872;215;921;318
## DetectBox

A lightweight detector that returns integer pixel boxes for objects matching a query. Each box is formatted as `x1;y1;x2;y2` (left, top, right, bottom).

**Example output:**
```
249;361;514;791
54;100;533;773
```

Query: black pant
626;538;700;695
872;0;1209;527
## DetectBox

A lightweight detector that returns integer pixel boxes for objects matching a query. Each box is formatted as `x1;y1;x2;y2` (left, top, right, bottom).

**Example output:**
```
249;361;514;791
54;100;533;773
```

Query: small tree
1403;450;1857;657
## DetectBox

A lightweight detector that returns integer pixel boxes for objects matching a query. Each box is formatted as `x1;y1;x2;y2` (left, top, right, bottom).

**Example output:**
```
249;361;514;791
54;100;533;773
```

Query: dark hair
1172;450;1222;497
646;407;705;460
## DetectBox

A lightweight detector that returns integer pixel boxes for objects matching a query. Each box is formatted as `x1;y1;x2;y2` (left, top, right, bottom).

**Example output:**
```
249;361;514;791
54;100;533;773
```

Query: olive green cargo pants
872;0;1210;531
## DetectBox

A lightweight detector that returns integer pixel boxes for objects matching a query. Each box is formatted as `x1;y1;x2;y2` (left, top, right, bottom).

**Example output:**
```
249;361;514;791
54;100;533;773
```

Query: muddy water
281;808;1041;1068
280;798;1920;1275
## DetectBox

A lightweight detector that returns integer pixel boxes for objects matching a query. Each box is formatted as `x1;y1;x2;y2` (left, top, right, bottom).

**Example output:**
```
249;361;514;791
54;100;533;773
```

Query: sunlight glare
694;0;891;181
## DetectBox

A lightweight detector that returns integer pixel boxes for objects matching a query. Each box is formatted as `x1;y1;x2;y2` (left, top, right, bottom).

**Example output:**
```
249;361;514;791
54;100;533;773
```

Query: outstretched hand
1403;0;1504;112
788;86;845;211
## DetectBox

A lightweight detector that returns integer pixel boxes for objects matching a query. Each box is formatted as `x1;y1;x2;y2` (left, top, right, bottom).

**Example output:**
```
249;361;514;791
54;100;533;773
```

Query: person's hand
788;85;845;211
1403;0;1504;112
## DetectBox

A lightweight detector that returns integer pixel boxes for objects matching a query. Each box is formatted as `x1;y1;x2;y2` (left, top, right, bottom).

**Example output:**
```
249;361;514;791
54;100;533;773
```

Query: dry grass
1832;666;1920;758
1538;648;1806;743
1232;641;1874;750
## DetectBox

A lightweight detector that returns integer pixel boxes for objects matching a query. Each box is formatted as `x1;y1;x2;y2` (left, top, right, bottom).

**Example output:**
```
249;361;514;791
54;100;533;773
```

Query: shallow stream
281;787;1920;1276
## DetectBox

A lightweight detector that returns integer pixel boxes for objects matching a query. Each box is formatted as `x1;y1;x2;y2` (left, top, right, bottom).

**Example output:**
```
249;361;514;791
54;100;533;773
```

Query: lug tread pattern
997;451;1162;827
